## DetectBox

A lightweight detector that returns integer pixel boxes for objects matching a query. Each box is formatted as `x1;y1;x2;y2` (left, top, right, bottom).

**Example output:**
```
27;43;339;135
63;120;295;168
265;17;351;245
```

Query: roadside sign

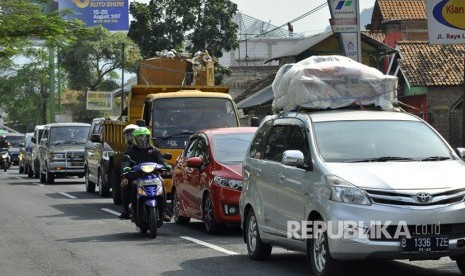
58;0;129;31
426;0;465;45
87;91;113;111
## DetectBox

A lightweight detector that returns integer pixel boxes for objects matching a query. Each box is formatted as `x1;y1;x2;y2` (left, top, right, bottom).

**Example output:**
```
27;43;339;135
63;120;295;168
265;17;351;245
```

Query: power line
239;1;329;42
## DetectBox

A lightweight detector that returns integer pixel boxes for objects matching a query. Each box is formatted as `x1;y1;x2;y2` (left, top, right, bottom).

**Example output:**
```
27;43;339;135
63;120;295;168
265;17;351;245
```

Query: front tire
148;206;158;239
172;189;190;225
85;167;95;193
307;220;339;276
203;193;224;234
245;209;272;260
98;170;110;197
40;172;46;183
456;256;465;275
46;170;55;184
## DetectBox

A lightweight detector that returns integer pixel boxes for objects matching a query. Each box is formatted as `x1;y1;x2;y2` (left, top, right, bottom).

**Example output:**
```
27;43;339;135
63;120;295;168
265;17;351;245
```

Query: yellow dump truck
104;56;240;204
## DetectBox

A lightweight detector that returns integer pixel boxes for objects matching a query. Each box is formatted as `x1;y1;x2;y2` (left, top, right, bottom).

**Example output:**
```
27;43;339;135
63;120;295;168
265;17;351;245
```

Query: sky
135;0;376;37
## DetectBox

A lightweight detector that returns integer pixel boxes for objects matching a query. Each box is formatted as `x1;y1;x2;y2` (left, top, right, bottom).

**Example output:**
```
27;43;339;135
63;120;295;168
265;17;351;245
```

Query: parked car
240;109;465;275
38;122;90;184
31;125;45;178
84;117;116;197
18;132;33;174
5;132;25;166
172;127;257;234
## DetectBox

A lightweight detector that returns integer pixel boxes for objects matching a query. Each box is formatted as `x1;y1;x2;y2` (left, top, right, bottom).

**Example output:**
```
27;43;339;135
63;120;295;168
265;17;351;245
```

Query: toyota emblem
416;192;432;204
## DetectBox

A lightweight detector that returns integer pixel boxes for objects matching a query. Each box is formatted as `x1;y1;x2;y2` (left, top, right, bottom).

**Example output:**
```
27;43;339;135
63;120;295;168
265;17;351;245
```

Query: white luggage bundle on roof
272;55;398;112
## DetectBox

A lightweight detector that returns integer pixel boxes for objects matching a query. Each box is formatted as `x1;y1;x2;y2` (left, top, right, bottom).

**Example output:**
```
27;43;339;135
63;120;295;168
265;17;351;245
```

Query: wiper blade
160;131;194;139
421;156;451;161
350;156;415;163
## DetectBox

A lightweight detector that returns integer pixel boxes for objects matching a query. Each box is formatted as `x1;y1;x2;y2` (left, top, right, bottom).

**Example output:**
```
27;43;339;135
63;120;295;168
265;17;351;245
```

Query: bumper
211;184;241;224
324;201;465;260
47;161;84;176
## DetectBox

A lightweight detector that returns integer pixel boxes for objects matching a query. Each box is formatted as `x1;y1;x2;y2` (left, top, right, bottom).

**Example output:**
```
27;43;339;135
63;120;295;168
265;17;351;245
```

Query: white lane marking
101;208;121;216
36;184;45;187
181;236;239;255
14;177;23;180
59;192;77;199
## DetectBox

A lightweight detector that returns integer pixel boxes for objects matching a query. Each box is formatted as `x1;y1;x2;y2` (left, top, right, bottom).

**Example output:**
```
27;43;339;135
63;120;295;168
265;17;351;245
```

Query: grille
366;188;465;206
66;152;84;161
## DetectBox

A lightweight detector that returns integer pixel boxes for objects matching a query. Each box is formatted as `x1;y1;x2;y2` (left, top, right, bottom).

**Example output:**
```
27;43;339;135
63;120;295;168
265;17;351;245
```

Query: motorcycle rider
0;135;11;149
119;127;172;221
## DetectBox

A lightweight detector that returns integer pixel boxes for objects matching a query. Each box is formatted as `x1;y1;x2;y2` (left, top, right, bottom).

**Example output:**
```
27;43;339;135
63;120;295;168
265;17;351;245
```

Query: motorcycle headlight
140;164;156;173
214;176;242;190
1;153;7;158
327;175;371;205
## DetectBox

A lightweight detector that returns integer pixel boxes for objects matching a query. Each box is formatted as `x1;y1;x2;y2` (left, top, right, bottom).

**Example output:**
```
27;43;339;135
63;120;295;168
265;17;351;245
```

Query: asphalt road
0;168;463;276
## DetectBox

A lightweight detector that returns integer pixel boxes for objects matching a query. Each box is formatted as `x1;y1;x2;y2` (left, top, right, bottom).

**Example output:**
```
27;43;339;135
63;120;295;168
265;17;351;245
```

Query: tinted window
314;120;453;162
263;125;290;162
49;126;90;144
249;120;273;159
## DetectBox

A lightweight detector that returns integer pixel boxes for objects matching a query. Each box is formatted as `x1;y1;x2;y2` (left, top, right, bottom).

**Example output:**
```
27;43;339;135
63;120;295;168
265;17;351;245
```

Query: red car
171;127;257;234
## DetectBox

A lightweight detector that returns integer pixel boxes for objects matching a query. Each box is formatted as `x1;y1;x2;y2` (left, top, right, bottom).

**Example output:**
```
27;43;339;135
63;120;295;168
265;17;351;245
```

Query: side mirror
162;152;172;160
90;134;101;143
31;137;36;144
186;157;203;168
251;116;260;127
282;150;305;166
456;147;465;159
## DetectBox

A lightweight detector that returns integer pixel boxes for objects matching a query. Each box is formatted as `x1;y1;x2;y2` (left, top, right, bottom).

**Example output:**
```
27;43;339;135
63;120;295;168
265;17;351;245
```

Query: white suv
240;108;465;275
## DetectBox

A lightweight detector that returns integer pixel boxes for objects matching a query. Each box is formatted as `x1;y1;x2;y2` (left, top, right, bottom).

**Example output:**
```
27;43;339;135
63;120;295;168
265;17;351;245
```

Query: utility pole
48;47;55;123
461;58;465;146
121;43;125;118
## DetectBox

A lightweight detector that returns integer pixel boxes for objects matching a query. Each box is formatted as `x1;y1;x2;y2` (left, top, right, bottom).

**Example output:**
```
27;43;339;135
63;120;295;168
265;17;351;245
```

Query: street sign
87;91;113;111
426;0;465;44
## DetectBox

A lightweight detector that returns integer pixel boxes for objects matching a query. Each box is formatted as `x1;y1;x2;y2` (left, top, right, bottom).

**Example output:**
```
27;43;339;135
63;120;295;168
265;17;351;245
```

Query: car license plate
401;236;449;253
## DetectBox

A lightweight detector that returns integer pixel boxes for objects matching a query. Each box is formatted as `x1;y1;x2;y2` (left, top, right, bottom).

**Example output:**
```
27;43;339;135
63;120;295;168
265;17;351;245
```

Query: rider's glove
120;177;128;188
164;164;172;171
122;166;132;174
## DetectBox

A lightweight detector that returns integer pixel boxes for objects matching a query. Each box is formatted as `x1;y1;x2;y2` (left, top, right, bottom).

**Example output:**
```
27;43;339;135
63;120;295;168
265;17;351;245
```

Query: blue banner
58;0;129;31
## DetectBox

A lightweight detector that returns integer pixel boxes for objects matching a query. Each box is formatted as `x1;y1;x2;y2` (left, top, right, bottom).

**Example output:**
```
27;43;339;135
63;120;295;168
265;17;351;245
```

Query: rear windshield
6;136;24;146
314;120;453;162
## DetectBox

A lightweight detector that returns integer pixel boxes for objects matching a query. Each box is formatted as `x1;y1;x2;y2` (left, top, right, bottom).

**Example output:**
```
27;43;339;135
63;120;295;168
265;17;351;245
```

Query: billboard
58;0;129;31
426;0;465;44
87;91;113;111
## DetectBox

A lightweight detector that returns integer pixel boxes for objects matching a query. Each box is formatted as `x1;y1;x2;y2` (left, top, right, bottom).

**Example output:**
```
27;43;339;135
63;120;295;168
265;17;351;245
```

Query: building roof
376;0;426;21
397;41;465;87
234;74;276;104
361;31;385;43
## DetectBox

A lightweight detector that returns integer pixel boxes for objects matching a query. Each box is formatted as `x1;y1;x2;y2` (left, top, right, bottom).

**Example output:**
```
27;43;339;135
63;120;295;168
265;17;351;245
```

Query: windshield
213;133;255;164
6;136;24;146
50;126;90;144
152;97;238;139
314;120;454;162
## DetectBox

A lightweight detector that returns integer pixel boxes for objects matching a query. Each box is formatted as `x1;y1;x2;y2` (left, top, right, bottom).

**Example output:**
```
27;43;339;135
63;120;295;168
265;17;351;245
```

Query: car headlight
214;176;242;190
52;153;65;160
140;164;156;173
327;175;371;205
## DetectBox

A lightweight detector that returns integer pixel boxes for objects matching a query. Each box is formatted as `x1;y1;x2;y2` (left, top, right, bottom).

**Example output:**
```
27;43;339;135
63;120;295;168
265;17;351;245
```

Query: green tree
128;0;238;59
0;48;50;129
0;0;84;70
60;25;141;92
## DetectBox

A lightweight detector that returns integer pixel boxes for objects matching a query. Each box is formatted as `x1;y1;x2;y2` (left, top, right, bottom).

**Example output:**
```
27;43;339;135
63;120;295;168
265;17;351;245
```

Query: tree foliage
60;25;141;92
128;0;238;59
0;0;85;70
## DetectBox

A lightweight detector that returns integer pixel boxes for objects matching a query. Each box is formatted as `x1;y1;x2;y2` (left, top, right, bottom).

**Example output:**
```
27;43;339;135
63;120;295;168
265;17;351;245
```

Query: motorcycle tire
148;206;158;239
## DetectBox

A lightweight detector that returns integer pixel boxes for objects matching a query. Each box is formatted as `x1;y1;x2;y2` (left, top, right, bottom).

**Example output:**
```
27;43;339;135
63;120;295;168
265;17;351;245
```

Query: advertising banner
87;91;113;111
58;0;129;31
426;0;465;44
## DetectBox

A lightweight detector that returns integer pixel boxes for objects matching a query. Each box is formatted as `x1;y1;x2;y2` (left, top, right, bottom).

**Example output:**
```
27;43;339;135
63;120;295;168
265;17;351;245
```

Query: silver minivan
240;109;465;275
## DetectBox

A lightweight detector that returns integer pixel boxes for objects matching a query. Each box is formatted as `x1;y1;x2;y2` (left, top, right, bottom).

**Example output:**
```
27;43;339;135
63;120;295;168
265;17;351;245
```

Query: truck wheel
98;171;110;197
46;170;54;184
456;256;465;274
85;168;95;193
40;172;46;183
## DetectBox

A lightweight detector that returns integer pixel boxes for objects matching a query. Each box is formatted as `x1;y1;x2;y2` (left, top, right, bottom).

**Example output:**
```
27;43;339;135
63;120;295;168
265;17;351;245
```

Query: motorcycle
0;148;11;172
121;154;171;238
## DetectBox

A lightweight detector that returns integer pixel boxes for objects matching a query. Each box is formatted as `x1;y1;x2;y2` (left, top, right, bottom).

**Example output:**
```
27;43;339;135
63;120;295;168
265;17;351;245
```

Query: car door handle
256;169;261;177
278;174;285;183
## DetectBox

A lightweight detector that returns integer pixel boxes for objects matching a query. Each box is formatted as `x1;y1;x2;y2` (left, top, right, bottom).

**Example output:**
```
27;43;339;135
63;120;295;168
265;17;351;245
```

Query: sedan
171;127;257;234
